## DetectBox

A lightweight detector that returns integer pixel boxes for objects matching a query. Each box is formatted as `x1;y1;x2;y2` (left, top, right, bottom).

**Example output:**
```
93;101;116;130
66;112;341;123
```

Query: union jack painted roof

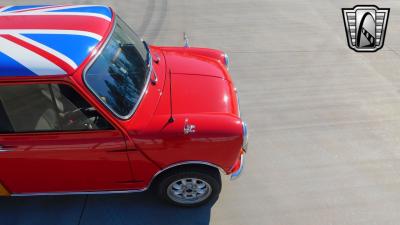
0;5;113;77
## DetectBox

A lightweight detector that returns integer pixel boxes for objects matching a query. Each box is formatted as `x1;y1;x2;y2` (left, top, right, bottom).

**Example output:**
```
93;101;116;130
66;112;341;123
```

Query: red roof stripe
0;15;110;36
1;34;74;74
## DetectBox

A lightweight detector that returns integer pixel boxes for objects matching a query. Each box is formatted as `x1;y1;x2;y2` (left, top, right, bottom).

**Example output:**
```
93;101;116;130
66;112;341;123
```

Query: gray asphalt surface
2;0;400;225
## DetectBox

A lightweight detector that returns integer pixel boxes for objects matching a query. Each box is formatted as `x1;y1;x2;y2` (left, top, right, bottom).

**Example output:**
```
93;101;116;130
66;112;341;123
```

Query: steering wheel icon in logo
342;5;390;52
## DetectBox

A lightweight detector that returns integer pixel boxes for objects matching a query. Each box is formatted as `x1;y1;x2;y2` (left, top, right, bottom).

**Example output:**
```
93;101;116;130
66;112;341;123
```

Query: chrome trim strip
0;149;13;152
147;161;226;188
230;153;244;181
0;146;13;152
242;121;248;151
12;189;147;197
12;161;225;197
82;17;152;120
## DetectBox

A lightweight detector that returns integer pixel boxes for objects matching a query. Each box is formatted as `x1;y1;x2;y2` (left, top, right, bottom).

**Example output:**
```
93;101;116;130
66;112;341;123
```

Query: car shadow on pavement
0;191;214;225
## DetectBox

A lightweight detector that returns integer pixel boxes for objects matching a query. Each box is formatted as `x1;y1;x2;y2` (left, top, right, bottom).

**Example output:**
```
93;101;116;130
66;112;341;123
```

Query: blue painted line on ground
0;195;85;225
0;192;213;225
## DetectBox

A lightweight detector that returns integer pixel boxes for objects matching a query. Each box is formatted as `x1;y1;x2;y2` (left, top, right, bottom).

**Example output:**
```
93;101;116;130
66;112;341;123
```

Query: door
0;83;133;194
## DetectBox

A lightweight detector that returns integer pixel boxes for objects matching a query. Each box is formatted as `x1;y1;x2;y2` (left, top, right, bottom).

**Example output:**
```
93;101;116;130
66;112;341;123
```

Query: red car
0;5;247;207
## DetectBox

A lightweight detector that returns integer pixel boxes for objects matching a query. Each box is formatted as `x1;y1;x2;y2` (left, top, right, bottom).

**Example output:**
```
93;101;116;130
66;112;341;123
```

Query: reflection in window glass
85;17;148;118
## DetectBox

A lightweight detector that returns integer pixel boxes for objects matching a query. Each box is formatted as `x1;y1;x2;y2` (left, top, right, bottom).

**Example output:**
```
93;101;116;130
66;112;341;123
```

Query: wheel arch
148;161;225;189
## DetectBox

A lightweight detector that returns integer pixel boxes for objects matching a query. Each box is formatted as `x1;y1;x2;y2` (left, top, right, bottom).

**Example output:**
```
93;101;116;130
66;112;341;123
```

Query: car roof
0;5;113;78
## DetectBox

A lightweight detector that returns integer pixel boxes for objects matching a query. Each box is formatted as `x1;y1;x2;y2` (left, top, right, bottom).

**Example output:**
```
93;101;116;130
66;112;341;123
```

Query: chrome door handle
0;145;14;152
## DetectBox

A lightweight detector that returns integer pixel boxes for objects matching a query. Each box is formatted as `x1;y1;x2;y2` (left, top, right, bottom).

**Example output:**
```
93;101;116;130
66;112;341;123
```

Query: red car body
0;5;247;198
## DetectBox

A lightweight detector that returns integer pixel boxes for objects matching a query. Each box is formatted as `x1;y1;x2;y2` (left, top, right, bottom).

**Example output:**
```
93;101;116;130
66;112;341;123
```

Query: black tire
155;166;221;207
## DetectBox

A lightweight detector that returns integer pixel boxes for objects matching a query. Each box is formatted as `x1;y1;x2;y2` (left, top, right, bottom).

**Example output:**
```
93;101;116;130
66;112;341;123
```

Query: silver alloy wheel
167;177;212;204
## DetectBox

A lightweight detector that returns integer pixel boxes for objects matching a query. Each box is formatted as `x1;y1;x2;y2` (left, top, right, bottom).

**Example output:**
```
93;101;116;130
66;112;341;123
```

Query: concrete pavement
2;0;400;224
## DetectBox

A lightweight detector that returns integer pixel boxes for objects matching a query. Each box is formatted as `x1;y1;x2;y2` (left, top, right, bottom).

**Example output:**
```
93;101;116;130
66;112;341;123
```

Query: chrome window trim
82;17;152;120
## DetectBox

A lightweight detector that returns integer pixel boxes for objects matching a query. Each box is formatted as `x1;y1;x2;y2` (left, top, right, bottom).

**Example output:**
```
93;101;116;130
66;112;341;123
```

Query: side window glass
0;83;114;133
0;84;54;133
0;98;13;133
50;84;114;131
